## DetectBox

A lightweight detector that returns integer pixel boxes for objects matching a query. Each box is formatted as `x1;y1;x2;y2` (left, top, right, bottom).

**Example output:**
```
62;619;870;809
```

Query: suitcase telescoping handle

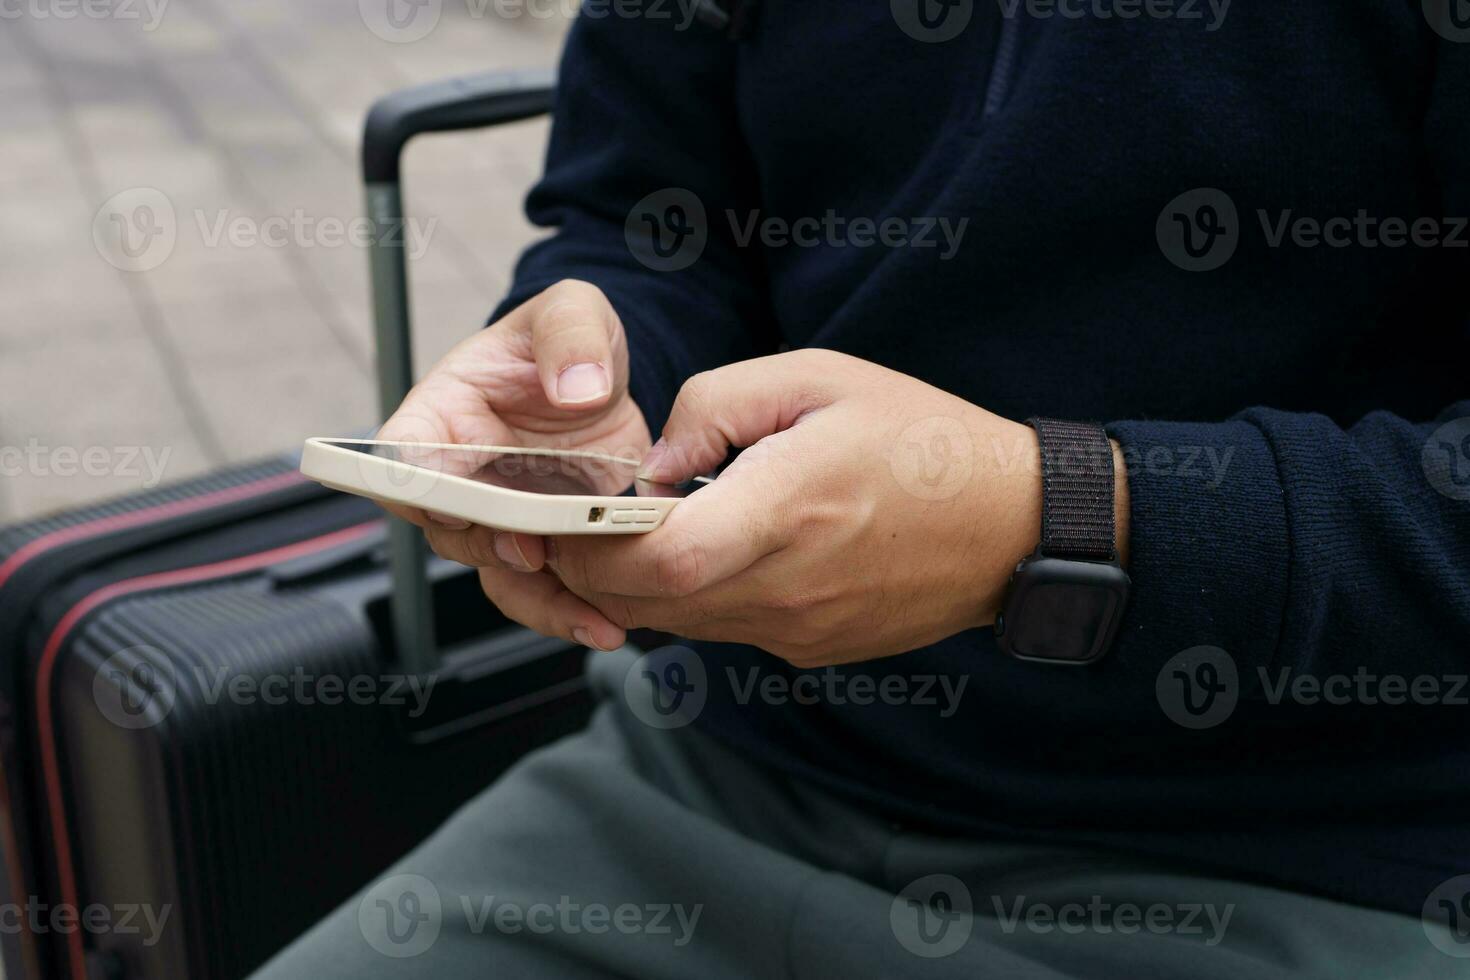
361;68;557;674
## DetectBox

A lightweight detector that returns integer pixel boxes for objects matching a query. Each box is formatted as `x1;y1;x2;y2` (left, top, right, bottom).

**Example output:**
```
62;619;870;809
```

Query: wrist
970;423;1132;629
966;418;1043;629
991;421;1133;663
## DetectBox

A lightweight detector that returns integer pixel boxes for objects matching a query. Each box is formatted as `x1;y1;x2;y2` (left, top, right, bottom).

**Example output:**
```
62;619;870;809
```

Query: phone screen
323;441;702;498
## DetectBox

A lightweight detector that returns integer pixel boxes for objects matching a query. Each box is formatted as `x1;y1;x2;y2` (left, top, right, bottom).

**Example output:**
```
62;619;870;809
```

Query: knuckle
459;529;499;568
651;531;707;598
546;278;601;305
599;597;642;632
784;619;827;650
785;348;822;369
423;529;456;562
767;583;843;621
769;617;840;665
433;528;498;569
551;545;589;591
676;371;715;415
766;588;815;614
544;278;579;299
793;347;848;371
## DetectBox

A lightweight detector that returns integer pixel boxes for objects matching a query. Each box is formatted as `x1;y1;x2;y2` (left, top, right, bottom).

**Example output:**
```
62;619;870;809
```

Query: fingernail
556;363;610;405
637;438;669;478
574;629;617;653
494;532;532;571
426;511;470;530
544;538;559;569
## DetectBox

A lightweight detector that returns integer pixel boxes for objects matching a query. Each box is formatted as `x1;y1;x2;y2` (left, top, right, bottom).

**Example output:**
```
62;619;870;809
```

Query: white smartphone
299;438;707;535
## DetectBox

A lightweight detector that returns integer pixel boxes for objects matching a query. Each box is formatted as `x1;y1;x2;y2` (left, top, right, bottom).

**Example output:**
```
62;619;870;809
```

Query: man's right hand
376;279;649;651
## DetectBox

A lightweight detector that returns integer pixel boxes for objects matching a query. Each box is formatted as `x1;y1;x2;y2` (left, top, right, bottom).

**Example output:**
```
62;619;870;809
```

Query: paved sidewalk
0;1;571;523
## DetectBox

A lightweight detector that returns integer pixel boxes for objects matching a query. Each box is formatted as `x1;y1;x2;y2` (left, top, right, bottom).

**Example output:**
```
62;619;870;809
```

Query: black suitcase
0;70;578;980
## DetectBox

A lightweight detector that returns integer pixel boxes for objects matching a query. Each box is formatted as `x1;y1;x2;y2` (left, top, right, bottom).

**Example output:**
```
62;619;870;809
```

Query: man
257;2;1469;976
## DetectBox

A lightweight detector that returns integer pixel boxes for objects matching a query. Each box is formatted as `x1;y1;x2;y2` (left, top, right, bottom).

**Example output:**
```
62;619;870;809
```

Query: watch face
998;556;1130;664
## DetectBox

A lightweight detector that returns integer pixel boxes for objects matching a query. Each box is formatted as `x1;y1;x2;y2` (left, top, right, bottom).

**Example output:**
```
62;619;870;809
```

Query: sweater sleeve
1107;402;1470;688
489;11;775;432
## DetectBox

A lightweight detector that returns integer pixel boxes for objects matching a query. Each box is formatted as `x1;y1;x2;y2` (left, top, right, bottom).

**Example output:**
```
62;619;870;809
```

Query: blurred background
1;0;573;524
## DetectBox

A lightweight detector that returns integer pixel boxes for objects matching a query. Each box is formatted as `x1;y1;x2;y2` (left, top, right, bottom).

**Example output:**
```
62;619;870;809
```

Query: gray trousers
252;650;1460;979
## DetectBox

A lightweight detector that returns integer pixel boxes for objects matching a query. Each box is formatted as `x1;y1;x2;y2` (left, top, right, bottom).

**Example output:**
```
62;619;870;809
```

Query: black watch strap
1026;418;1117;562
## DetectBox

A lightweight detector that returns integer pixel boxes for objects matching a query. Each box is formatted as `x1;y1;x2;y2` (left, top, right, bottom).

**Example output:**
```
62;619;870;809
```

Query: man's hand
377;280;650;651
543;349;1130;667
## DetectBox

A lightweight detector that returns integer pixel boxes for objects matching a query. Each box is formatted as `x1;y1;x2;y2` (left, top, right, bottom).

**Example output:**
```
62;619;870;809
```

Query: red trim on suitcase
0;471;305;591
35;521;379;980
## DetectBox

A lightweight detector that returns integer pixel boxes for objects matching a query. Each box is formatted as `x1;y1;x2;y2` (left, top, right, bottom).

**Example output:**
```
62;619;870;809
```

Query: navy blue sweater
493;3;1470;918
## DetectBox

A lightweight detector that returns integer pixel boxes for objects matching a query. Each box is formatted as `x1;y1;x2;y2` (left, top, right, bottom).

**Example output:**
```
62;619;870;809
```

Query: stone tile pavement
0;0;572;524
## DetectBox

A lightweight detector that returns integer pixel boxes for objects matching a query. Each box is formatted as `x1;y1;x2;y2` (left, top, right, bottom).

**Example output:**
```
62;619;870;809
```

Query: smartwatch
995;418;1130;664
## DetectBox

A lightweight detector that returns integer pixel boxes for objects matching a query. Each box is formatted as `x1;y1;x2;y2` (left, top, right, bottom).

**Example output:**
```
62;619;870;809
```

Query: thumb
524;281;620;411
638;352;838;482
